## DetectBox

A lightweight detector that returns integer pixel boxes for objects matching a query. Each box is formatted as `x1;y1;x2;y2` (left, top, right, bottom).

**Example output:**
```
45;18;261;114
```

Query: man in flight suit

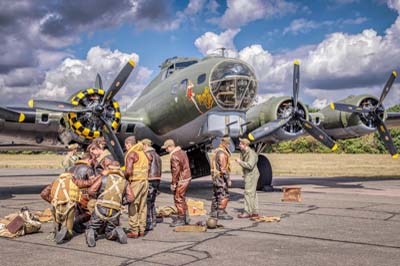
235;138;260;218
61;143;81;170
67;153;95;233
85;160;134;247
162;139;191;227
210;137;233;220
40;172;99;244
125;136;149;238
142;138;162;231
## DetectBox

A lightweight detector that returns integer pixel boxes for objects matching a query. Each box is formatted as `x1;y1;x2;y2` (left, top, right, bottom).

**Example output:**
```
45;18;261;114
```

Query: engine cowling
321;94;386;139
247;96;308;143
64;88;121;143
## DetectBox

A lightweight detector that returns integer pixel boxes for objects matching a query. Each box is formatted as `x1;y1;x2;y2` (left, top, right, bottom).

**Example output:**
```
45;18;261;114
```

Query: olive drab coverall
238;147;260;215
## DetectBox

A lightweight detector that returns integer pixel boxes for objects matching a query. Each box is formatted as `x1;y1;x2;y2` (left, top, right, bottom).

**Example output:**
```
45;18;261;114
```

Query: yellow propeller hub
28;99;34;108
248;133;255;141
18;113;25;123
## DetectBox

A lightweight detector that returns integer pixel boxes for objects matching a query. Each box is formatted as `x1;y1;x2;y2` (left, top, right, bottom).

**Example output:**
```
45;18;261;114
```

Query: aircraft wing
245;61;337;151
386;112;400;128
246;69;399;157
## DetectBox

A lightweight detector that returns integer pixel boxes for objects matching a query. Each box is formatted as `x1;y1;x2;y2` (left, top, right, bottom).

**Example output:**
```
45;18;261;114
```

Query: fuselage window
41;113;49;123
197;73;206;84
179;79;188;91
171;83;179;95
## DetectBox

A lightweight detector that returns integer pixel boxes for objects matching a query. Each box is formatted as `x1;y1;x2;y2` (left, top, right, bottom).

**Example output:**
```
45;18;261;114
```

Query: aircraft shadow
272;176;400;190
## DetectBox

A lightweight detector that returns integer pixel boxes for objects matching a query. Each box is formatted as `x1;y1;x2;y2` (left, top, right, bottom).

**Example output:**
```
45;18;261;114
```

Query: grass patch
0;153;398;177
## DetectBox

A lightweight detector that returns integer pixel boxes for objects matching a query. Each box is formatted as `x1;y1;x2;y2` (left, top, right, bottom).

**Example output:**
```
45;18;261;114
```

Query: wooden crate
282;187;301;202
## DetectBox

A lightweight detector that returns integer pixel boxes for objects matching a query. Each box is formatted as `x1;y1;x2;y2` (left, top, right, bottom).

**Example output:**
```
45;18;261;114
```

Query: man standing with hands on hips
235;138;260;219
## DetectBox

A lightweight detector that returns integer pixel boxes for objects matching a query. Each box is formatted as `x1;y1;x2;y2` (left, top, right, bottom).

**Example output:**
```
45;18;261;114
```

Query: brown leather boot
237;212;250;218
127;231;139;238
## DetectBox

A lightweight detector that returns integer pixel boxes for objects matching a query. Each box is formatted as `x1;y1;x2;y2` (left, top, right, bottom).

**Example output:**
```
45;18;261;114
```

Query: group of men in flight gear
40;136;193;246
41;135;260;246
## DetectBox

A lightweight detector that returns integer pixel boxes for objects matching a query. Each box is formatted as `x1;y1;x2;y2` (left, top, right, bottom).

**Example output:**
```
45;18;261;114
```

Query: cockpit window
175;61;197;70
164;64;175;79
163;61;197;80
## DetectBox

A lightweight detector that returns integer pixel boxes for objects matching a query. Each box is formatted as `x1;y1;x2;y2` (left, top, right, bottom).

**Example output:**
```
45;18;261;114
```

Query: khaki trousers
128;179;148;233
244;175;259;214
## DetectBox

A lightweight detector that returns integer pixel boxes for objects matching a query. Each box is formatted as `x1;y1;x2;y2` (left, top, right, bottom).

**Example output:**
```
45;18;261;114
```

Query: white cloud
206;0;219;13
194;29;241;56
388;0;400;12
218;0;298;29
255;93;285;104
185;0;207;15
283;19;320;35
35;46;152;107
0;46;152;109
195;0;400;109
283;17;367;35
310;98;329;109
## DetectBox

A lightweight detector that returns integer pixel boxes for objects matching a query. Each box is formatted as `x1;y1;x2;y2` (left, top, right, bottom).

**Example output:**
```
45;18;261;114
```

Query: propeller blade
101;60;136;105
99;116;125;165
28;99;90;113
0;106;25;122
248;117;292;142
292;60;300;111
377;71;397;108
374;115;398;158
329;102;370;114
298;117;337;151
95;73;103;89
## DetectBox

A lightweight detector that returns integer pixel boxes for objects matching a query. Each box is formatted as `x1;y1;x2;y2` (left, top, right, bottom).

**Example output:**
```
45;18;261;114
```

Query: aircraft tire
256;154;273;191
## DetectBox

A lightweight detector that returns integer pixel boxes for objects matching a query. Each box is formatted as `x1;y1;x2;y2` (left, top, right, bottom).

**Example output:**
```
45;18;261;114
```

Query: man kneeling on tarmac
41;171;100;244
85;159;134;247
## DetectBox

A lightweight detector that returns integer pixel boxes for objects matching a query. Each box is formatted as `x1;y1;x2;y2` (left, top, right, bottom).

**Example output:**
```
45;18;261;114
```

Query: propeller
95;73;103;90
248;60;337;151
27;60;136;165
0;106;25;122
330;71;398;158
101;60;135;106
99;116;125;164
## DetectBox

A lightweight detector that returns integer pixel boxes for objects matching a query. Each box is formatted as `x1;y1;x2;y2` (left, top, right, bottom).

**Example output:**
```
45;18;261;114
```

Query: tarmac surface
1;168;400;266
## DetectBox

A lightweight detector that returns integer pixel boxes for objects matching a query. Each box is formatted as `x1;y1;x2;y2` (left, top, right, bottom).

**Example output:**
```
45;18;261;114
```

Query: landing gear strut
186;146;211;179
255;143;273;191
256;154;273;191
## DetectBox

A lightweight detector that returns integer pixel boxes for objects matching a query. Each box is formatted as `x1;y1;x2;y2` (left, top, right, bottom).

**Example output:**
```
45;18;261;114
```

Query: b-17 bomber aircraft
1;53;399;190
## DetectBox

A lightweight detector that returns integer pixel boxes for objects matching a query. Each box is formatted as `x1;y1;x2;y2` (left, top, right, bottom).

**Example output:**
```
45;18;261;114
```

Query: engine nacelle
247;96;308;143
63;88;121;143
321;94;386;139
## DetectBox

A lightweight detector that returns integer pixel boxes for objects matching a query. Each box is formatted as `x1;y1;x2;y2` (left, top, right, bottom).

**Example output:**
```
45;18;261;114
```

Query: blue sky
1;0;400;109
70;0;397;70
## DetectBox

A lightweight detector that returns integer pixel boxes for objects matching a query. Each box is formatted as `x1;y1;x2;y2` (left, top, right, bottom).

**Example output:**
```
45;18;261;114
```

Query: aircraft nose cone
210;60;257;110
